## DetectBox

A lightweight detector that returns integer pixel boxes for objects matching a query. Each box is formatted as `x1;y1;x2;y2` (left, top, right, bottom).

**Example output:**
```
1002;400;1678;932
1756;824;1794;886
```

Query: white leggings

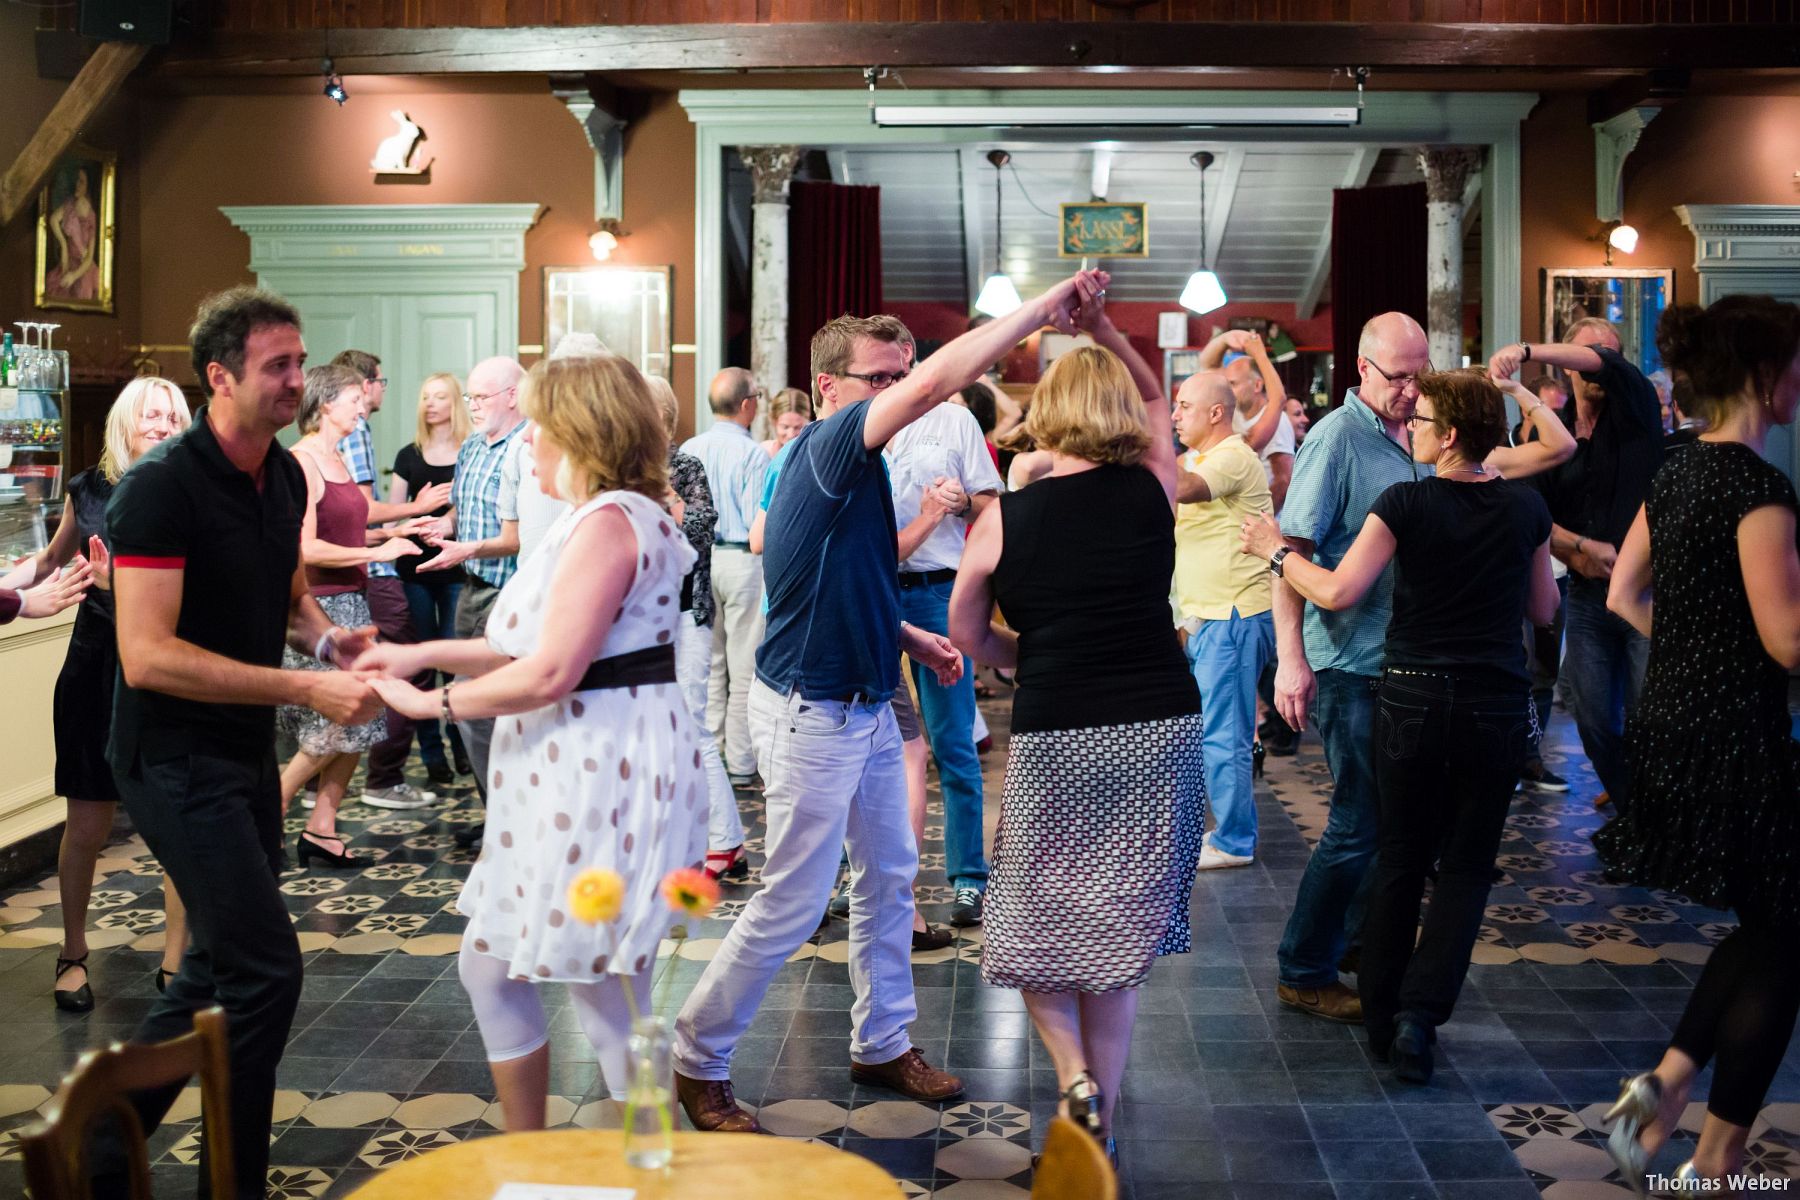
459;941;653;1102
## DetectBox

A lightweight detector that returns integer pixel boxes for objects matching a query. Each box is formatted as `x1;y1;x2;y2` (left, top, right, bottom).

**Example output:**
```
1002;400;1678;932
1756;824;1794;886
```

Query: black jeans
1358;670;1532;1047
93;750;304;1199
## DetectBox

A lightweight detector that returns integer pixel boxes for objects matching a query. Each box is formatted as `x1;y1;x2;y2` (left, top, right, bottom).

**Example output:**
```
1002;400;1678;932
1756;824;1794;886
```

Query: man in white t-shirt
884;401;1003;927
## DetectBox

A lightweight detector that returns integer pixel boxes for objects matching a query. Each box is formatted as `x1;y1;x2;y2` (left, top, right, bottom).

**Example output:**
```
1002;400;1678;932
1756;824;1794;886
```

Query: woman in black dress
1596;296;1800;1194
951;277;1202;1161
14;378;192;1010
389;372;472;786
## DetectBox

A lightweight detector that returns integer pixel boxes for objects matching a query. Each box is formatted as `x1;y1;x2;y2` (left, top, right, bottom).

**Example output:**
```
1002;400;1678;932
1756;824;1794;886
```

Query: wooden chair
1031;1115;1118;1200
20;1005;233;1200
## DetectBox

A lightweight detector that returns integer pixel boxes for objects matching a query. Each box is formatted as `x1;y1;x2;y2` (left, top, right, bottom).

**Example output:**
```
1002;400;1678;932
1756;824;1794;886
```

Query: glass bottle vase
622;1016;675;1169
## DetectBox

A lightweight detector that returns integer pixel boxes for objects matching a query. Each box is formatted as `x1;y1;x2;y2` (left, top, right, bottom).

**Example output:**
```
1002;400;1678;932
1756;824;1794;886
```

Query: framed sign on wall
1059;202;1148;258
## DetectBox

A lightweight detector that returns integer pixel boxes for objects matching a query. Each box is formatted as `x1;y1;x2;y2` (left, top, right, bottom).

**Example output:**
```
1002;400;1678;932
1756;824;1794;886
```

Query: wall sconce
588;218;625;262
1599;219;1638;266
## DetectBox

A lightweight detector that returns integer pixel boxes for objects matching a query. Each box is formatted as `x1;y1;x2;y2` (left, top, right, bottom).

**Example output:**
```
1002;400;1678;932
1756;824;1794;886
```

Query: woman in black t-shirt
388;372;471;784
1242;369;1559;1086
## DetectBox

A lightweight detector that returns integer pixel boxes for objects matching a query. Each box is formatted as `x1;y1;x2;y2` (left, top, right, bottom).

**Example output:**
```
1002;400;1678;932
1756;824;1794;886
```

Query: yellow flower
568;868;626;924
660;867;720;920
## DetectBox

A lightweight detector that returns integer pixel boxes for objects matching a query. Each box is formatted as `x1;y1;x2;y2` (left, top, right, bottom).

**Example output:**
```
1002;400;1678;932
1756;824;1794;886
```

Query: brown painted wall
131;81;698;430
1519;88;1800;343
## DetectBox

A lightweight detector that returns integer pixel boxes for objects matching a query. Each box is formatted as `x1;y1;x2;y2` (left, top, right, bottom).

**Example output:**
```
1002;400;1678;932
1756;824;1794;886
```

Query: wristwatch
1269;546;1293;577
1519;342;1532;363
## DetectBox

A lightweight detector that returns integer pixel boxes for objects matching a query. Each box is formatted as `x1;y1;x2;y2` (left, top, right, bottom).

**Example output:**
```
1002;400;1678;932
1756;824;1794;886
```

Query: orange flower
660;867;720;919
568;868;626;925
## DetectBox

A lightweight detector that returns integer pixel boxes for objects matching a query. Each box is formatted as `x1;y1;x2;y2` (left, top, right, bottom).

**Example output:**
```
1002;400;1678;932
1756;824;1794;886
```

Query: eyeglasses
838;369;910;391
1404;414;1442;431
462;384;517;405
371;377;389;387
1365;358;1434;392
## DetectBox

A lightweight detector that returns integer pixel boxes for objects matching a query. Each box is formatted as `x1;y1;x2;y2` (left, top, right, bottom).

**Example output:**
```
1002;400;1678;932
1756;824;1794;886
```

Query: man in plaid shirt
333;349;452;810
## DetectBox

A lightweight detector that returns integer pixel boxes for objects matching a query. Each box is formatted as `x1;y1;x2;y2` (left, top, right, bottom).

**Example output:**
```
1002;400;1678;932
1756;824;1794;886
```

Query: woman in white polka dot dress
362;354;705;1129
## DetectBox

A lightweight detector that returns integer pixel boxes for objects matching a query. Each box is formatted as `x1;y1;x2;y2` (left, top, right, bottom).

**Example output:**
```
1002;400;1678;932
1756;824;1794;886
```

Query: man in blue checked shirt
333;349;453;811
414;356;526;823
1269;312;1432;1026
680;367;770;789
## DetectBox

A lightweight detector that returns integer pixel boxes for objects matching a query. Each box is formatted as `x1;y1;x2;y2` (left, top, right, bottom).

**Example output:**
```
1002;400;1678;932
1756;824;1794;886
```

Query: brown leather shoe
1277;981;1364;1024
673;1069;761;1133
850;1047;965;1102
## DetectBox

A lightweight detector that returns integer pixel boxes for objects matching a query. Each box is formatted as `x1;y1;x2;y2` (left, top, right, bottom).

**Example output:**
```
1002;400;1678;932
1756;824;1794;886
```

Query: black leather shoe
949;887;984;928
827;879;851;920
454;820;486;849
1392;1019;1435;1084
912;923;955;952
54;954;93;1014
426;761;456;787
452;747;474;777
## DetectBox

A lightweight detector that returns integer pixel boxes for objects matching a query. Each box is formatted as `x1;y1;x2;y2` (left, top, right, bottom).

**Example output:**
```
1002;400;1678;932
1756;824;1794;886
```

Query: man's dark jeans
93;750;303;1199
1560;576;1648;810
1277;668;1381;989
1358;671;1531;1047
364;575;421;790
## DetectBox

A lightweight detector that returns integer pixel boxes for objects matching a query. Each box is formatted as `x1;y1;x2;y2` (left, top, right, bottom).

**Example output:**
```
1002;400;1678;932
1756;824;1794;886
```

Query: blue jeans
404;578;465;768
1277;668;1381;989
1560;576;1649;810
900;579;989;892
1186;608;1275;859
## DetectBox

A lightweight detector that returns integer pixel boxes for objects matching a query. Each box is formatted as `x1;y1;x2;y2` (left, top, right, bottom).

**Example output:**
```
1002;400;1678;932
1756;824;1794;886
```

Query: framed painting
542;265;673;380
34;145;117;314
1542;267;1674;377
1059;202;1148;258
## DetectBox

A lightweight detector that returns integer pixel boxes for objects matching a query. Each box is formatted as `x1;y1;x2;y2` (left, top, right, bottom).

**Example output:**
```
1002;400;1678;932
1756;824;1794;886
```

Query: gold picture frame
34;144;117;314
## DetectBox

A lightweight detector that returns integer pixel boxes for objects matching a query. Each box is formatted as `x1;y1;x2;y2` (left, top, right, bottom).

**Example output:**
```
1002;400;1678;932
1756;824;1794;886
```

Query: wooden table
347;1130;905;1199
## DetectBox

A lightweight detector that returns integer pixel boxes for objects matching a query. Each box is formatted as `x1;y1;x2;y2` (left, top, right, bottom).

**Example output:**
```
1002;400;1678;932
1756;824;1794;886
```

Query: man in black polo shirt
96;287;383;1199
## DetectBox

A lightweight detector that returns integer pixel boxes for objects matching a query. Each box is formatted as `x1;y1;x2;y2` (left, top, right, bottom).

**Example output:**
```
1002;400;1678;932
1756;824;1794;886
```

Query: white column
1419;147;1484;371
738;147;802;438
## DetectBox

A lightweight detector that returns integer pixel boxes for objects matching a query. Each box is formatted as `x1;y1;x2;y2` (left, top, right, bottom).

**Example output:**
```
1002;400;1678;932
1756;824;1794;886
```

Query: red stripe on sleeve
114;555;187;569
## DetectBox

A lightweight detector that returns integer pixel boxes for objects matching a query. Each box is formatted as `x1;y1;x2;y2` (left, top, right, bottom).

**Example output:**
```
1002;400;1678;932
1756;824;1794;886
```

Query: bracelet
314;625;344;664
441;682;457;726
1519;342;1532;363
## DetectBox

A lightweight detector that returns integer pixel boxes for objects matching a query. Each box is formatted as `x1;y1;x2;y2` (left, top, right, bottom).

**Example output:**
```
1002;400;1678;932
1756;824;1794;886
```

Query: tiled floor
3;691;1799;1199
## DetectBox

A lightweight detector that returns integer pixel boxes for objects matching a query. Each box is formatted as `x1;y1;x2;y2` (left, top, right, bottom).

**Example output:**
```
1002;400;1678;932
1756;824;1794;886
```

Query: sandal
54;953;94;1014
1603;1072;1662;1197
1059;1071;1104;1140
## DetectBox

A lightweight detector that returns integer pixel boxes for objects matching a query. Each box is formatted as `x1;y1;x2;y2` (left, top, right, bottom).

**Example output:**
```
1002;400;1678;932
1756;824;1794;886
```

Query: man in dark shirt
671;270;1097;1134
95;287;382;1200
1489;319;1662;816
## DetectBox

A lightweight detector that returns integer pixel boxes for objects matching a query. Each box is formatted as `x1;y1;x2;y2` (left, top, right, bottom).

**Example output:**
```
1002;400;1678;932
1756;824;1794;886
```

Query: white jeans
674;680;918;1079
678;615;745;853
707;548;765;778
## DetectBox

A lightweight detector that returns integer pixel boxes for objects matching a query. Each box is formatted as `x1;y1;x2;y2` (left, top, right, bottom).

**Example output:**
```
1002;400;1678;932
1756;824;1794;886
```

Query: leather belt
897;568;957;589
574;645;677;691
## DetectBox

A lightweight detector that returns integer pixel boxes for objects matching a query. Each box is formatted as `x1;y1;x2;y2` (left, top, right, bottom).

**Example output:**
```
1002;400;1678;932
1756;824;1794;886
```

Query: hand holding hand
1487;345;1526;381
348;641;422;678
1240;332;1269;360
307;670;382;726
417;539;474;571
1570;539;1617;581
411;481;453;515
329;624;380;666
1222;329;1253;353
1239;512;1285;560
19;559;93;618
370;676;437;721
903;625;965;687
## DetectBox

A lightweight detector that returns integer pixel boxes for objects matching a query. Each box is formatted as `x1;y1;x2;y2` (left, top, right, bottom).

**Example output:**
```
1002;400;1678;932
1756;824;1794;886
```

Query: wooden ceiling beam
152;22;1800;77
1;42;149;227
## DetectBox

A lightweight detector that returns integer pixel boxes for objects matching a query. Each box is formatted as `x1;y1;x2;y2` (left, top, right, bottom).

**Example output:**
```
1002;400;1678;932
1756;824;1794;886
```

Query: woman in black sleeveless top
951;282;1200;1162
2;378;193;1011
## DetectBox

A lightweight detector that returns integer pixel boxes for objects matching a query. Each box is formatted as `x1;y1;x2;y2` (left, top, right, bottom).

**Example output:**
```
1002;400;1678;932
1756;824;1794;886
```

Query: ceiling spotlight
1181;151;1228;316
322;59;348;105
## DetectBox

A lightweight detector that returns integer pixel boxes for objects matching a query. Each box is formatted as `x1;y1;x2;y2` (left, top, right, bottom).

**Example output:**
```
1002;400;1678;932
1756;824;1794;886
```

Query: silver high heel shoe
1603;1073;1662;1198
1673;1160;1739;1199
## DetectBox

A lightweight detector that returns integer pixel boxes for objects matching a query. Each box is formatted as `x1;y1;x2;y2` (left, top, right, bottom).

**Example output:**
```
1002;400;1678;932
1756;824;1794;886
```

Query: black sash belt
574;644;677;691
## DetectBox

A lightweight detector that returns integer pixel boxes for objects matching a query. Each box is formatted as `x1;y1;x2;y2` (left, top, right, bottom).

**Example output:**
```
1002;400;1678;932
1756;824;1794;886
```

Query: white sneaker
300;794;316;810
361;784;438;810
1197;844;1254;871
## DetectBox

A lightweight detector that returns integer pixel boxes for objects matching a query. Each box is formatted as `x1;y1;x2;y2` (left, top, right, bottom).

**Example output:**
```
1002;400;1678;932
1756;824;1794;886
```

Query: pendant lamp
974;150;1023;317
1180;151;1228;316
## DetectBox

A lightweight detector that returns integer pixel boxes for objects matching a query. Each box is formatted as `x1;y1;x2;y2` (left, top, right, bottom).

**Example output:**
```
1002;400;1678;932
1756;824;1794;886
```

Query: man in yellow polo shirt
1174;372;1276;870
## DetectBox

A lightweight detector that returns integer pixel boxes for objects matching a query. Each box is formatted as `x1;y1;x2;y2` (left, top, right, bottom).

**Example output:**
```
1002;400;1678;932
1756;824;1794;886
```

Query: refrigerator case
0;381;67;565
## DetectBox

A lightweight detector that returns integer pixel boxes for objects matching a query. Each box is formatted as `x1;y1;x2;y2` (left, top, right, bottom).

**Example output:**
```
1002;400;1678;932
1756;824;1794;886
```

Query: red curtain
1329;182;1427;405
787;181;883;393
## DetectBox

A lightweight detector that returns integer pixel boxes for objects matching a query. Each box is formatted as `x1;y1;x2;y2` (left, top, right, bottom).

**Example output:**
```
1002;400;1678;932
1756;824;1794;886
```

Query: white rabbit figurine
372;111;423;173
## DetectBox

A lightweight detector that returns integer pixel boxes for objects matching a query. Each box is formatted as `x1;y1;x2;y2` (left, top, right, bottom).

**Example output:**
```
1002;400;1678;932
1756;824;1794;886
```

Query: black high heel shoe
54;953;93;1013
1253;740;1266;779
1060;1071;1104;1140
296;831;363;869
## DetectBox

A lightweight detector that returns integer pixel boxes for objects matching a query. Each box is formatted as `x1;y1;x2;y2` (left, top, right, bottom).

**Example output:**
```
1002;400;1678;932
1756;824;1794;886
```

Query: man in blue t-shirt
672;271;1099;1133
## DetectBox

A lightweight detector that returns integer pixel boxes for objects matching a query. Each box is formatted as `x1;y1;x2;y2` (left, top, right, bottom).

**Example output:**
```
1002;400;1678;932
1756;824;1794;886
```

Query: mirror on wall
543;266;673;380
1542;267;1675;377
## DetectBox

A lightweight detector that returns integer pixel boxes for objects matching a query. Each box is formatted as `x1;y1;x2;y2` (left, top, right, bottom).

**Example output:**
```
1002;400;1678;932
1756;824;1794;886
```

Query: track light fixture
322;59;348;105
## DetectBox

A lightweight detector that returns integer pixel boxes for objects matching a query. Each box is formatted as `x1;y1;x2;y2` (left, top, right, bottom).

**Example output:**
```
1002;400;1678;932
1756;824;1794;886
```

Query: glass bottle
0;333;12;387
622;1017;674;1169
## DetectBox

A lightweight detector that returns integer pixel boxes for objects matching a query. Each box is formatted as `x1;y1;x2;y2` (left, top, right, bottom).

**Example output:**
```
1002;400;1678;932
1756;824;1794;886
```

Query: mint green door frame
679;88;1536;432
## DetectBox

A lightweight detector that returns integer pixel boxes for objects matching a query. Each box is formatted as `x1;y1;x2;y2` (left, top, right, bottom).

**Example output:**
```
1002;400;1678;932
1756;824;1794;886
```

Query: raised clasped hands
1047;269;1112;337
1486;345;1525;382
1239;512;1285;561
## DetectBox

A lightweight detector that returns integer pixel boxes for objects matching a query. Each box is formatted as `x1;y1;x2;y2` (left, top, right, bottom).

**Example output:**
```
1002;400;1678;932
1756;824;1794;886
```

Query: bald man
1268;312;1431;1024
681;367;771;786
416;356;527;816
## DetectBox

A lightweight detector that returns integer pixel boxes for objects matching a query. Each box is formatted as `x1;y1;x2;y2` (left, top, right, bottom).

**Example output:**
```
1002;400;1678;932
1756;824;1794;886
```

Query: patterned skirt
981;712;1206;994
277;590;386;757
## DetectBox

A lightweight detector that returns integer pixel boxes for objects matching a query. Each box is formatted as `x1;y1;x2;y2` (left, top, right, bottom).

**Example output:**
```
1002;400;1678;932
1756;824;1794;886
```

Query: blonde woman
390;372;473;785
358;355;706;1128
759;386;813;456
948;285;1201;1162
278;364;421;868
2;378;193;1010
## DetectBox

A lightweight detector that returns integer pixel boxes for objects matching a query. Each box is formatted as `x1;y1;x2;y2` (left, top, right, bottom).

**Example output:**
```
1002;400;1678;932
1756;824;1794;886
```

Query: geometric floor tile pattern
2;692;1798;1198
